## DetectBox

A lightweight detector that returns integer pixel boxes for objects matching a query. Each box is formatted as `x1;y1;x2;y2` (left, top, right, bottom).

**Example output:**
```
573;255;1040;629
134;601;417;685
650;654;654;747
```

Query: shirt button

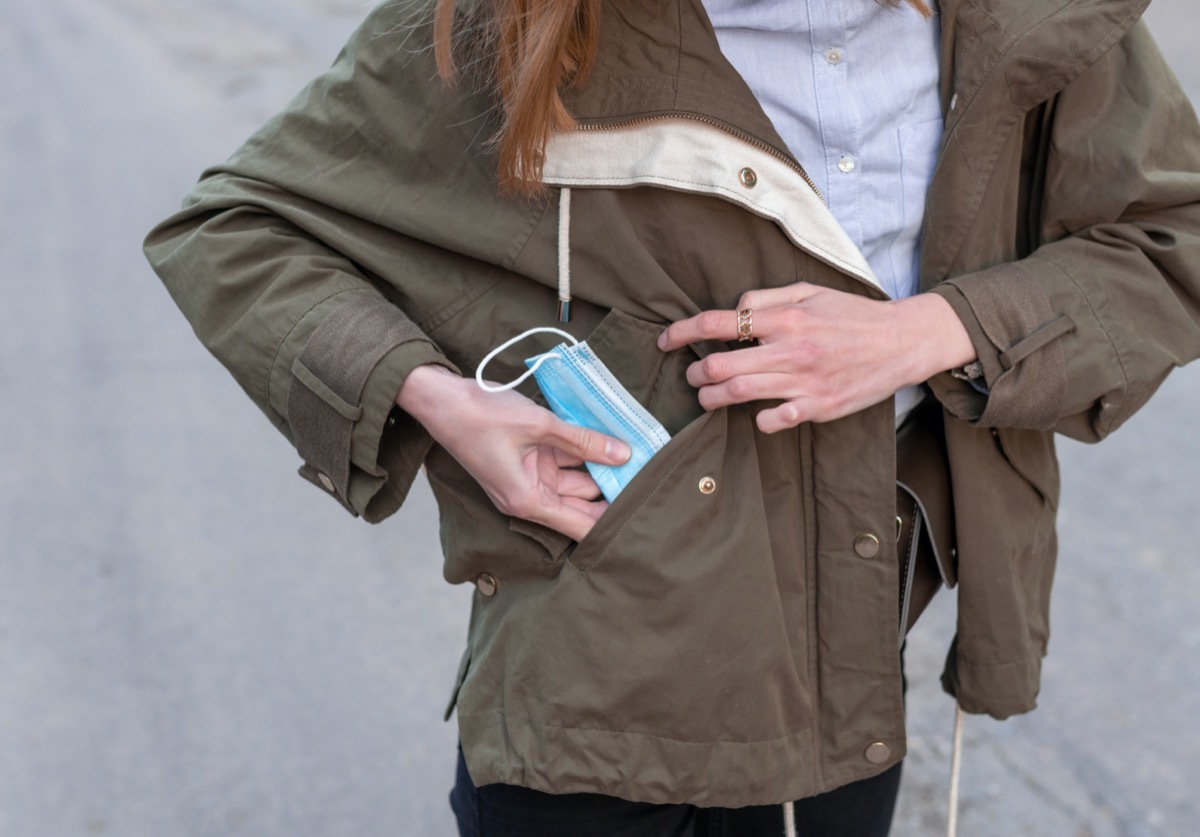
865;741;891;764
854;533;881;559
475;573;498;598
825;47;843;65
838;155;856;173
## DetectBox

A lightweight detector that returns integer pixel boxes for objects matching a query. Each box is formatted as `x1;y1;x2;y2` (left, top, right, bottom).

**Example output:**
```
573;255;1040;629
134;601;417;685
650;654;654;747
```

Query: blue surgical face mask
476;327;671;502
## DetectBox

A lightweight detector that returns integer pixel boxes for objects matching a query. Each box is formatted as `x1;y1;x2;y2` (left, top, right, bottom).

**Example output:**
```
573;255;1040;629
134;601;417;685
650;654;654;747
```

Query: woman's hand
657;283;976;433
396;364;630;541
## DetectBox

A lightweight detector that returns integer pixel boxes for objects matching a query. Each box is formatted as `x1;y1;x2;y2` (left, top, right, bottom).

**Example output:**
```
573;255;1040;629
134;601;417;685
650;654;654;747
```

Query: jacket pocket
581;307;701;436
459;405;811;749
507;305;704;563
567;409;717;573
435;304;703;579
427;443;569;587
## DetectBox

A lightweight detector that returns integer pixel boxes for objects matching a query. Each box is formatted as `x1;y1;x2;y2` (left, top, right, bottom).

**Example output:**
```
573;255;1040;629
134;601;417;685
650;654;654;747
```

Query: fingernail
607;439;631;462
656;331;668;350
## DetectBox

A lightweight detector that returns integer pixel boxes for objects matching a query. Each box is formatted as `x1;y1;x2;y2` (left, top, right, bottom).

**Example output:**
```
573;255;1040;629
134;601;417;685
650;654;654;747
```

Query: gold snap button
698;476;717;495
475;573;498;598
865;741;891;764
854;533;880;559
738;167;758;188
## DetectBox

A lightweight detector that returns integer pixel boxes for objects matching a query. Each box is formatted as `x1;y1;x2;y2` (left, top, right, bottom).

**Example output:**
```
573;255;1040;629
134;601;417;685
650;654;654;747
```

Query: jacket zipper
578;113;825;204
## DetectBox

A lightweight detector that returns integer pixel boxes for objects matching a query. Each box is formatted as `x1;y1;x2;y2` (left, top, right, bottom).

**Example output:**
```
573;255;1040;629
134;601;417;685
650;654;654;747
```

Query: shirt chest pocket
890;118;944;285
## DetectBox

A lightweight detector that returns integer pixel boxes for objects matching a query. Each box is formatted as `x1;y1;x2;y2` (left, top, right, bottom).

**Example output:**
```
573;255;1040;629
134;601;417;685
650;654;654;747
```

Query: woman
145;0;1200;833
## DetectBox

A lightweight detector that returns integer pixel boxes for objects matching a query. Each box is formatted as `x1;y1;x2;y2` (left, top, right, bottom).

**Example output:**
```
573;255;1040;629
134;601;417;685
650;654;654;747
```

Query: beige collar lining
543;118;882;295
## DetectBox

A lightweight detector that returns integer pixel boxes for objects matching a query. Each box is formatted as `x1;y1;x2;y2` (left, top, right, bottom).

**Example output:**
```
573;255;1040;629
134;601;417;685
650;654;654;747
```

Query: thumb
543;417;631;466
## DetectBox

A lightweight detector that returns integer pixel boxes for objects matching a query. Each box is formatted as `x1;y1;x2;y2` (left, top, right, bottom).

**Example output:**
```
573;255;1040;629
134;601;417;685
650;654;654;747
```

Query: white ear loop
474;326;579;393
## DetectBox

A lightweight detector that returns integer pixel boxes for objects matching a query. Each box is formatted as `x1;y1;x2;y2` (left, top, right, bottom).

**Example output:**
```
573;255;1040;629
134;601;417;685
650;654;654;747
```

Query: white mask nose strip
474;326;579;393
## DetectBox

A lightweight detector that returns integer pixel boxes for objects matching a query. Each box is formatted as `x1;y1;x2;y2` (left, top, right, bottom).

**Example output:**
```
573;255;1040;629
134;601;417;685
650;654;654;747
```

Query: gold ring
736;308;754;342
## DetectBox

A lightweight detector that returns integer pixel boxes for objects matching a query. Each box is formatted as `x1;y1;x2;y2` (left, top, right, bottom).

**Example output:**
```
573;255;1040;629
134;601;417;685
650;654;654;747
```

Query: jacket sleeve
927;21;1200;442
145;188;457;522
143;3;525;522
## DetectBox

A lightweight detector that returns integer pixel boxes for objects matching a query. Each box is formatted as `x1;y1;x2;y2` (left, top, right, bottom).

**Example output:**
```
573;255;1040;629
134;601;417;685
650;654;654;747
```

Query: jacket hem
460;710;824;808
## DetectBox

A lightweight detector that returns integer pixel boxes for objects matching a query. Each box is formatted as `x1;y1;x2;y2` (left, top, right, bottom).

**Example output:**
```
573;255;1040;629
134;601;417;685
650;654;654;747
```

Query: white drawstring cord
778;707;963;837
557;186;572;322
783;800;797;837
474;326;577;393
947;702;964;837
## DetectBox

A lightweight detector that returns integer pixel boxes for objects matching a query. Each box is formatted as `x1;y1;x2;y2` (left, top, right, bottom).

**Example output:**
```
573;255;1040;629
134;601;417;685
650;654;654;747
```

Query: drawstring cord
557;186;572;322
780;703;964;837
947;702;964;837
477;185;574;389
474;327;577;393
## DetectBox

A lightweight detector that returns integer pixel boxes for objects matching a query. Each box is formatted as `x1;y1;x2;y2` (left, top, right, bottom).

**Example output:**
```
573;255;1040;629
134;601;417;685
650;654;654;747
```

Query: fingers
657;287;823;351
542;416;631;466
693;372;808;411
535;498;609;542
684;341;799;387
556;468;604;501
735;282;820;313
552;448;584;468
560;495;610;521
657;308;741;351
755;398;818;434
656;283;822;351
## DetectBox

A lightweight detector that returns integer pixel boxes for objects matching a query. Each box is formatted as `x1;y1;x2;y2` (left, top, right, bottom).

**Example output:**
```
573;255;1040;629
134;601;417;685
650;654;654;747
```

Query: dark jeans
449;747;903;837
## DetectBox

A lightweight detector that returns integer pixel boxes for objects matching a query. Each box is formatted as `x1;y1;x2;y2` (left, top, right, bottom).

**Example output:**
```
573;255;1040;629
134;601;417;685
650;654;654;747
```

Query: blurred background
1;0;1197;834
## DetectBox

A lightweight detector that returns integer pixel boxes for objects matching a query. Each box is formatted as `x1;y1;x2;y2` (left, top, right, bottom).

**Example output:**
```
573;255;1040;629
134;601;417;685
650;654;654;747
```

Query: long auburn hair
433;0;933;196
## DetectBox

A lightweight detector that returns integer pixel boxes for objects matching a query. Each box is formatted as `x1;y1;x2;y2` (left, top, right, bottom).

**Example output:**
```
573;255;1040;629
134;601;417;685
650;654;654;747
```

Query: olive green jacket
144;0;1200;806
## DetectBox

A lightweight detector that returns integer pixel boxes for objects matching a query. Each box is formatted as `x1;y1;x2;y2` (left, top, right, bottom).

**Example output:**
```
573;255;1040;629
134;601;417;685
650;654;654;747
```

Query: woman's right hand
395;364;630;542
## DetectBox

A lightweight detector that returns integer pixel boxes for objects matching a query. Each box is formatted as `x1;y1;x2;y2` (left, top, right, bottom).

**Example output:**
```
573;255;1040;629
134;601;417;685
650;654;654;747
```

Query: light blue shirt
702;0;944;420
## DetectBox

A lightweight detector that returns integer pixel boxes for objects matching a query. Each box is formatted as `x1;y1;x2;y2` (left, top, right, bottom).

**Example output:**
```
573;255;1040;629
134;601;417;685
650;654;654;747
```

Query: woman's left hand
656;282;976;433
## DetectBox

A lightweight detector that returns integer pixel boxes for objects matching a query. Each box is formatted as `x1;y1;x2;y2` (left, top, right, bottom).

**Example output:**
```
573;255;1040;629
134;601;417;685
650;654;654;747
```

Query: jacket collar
564;0;1149;154
939;0;1150;129
561;0;792;163
557;0;1151;285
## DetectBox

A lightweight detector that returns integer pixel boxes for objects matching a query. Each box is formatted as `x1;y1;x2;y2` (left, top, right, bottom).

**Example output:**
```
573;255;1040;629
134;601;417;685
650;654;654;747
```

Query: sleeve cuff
927;283;994;421
929;262;1076;429
348;339;458;522
284;294;458;520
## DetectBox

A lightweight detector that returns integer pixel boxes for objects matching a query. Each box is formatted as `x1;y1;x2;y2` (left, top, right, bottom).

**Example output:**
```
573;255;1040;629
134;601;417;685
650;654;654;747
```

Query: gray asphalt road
1;1;1197;835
